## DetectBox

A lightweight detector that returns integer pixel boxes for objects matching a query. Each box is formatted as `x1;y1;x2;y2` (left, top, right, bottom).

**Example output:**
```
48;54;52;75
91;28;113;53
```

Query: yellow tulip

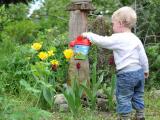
50;60;59;66
63;49;74;59
38;52;48;60
47;50;54;57
31;42;42;51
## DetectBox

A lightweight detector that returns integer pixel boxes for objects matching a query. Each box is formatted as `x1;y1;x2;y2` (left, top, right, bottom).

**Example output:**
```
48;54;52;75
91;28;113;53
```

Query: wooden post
66;0;94;86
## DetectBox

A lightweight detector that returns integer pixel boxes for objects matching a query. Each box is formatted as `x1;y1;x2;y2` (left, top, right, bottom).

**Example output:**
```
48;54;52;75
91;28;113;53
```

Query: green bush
2;20;39;44
145;44;160;89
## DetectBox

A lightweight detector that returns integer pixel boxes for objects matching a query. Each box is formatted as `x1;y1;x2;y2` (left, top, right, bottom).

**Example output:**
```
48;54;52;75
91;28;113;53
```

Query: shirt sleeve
138;41;149;73
84;32;119;50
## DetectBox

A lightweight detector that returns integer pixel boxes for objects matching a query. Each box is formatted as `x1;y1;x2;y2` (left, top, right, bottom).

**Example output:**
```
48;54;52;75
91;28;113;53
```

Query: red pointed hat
69;35;91;47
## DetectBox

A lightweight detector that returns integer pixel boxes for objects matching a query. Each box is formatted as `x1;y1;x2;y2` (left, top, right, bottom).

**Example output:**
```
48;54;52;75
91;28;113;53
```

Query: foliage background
0;0;160;119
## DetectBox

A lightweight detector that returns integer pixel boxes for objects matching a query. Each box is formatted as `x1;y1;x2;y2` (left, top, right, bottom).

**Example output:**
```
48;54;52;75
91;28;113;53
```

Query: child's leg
132;69;145;119
116;72;135;120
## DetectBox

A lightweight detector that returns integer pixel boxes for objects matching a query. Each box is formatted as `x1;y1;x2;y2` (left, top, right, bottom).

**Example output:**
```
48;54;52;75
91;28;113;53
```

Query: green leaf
43;87;54;106
80;84;92;99
152;55;160;68
91;62;97;86
64;88;76;114
37;80;53;88
20;79;41;94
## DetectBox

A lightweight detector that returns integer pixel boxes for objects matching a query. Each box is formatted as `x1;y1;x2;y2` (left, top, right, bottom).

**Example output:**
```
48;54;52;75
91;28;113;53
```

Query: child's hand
144;72;149;79
82;32;92;40
82;32;89;38
82;32;95;44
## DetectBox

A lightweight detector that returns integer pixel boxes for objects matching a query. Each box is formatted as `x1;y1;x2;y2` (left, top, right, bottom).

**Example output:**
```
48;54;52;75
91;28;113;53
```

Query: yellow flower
31;42;42;51
63;49;74;59
47;50;54;57
38;52;48;60
50;60;59;66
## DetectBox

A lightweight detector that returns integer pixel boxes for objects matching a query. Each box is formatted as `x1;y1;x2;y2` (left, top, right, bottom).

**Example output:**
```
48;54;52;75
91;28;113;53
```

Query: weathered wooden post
66;0;94;86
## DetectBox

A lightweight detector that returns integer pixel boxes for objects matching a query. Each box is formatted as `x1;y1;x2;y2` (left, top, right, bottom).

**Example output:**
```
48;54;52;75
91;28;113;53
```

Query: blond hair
112;6;137;28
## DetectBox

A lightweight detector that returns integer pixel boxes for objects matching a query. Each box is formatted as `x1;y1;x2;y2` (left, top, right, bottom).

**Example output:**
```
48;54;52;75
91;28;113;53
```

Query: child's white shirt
84;32;149;73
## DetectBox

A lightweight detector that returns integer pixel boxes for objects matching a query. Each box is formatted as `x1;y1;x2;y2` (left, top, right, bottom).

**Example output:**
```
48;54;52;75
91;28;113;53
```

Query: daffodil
63;49;74;59
50;60;59;66
31;42;42;51
47;50;54;57
38;52;48;60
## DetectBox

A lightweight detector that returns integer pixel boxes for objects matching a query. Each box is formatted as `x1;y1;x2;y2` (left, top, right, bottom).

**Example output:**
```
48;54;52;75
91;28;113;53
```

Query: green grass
1;91;160;120
145;92;160;120
51;110;116;120
51;91;160;120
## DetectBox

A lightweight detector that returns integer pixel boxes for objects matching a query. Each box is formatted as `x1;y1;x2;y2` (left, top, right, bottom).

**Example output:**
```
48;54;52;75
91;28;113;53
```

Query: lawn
1;91;160;120
48;91;160;120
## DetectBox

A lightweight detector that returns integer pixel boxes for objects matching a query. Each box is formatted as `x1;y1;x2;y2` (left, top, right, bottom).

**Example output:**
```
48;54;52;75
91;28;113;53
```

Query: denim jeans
116;69;145;114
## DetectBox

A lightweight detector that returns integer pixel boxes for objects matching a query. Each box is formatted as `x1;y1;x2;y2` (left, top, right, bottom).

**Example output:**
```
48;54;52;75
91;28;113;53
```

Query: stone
152;90;160;99
53;94;69;112
59;104;69;112
96;98;107;111
81;96;89;107
54;94;67;105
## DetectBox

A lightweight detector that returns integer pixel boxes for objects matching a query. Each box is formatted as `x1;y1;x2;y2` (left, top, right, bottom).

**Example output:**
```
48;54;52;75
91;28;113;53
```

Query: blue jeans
116;69;145;114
